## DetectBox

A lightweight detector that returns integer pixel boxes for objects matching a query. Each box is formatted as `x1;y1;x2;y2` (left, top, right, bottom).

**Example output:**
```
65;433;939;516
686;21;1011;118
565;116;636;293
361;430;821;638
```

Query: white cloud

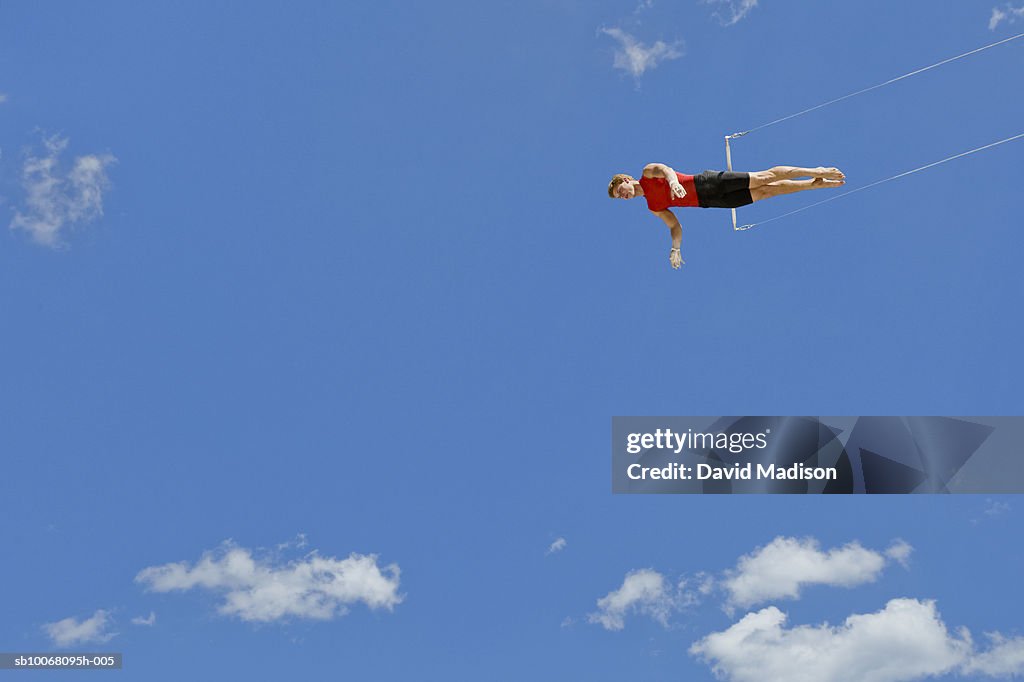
9;134;116;247
600;27;683;79
885;539;913;568
722;537;894;610
43;609;117;647
989;5;1024;30
694;599;1024;682
135;542;402;623
588;569;697;631
705;0;759;26
964;634;1024;677
0;93;7;104
546;537;567;555
691;599;971;682
130;612;156;626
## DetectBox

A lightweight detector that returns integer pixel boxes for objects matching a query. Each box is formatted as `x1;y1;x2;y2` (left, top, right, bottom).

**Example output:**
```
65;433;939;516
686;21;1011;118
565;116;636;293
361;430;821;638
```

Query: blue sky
2;1;1023;679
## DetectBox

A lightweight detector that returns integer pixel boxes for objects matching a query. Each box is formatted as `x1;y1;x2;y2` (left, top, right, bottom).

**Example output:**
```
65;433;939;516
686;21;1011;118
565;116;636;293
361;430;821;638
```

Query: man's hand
669;247;684;270
669;182;687;200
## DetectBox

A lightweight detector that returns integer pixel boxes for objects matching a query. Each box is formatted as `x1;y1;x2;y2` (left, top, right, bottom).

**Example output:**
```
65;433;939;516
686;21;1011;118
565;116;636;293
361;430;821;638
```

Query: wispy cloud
0;93;8;104
721;537;898;611
972;498;1011;525
705;0;759;26
135;541;402;623
43;609;117;647
600;27;683;79
692;599;1024;682
985;499;1011;517
589;569;676;631
9;134;116;247
130;612;156;626
964;633;1024;677
587;569;703;631
546;537;567;555
276;533;309;551
884;539;913;568
696;571;716;595
989;4;1024;30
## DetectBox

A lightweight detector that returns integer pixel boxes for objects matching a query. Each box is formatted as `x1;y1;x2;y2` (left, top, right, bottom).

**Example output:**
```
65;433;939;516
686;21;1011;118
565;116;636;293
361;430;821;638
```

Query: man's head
608;174;637;199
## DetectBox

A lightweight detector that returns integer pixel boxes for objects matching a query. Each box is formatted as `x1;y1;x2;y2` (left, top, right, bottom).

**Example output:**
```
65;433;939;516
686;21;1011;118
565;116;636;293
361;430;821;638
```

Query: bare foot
815;167;845;180
811;178;845;189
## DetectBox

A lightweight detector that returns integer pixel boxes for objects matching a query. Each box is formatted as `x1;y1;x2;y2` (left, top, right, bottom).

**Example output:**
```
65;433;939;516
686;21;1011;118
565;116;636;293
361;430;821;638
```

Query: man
608;163;845;269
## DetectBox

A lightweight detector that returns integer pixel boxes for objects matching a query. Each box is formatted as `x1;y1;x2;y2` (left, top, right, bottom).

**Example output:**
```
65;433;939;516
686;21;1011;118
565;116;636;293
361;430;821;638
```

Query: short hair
608;174;632;198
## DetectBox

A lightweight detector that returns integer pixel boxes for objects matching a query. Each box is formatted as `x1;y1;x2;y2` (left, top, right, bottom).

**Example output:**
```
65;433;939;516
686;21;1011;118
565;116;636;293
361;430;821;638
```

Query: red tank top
639;172;699;211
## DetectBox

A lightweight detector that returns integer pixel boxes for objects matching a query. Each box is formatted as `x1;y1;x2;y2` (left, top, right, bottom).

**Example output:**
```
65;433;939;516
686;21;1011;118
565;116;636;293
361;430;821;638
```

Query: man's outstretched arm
653;209;684;269
643;163;687;199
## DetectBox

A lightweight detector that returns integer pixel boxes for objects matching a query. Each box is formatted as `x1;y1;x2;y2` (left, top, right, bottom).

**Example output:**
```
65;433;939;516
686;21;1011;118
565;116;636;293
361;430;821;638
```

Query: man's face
614;177;636;199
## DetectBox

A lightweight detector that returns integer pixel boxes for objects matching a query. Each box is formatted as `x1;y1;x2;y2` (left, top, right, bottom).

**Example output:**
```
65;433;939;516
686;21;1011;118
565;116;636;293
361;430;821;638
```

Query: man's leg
749;178;844;202
748;166;845;188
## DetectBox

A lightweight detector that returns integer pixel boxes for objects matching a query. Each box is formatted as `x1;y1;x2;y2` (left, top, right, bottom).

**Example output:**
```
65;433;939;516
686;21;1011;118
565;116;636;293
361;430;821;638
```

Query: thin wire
728;32;1024;138
736;132;1024;231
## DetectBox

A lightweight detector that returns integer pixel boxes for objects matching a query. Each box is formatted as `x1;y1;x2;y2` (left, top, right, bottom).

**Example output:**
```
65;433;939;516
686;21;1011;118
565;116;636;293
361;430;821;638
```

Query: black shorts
693;170;753;209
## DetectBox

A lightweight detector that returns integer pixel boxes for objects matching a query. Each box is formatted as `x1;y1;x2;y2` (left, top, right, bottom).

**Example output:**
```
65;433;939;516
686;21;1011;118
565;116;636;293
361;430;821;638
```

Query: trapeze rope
727;31;1024;139
735;132;1024;231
